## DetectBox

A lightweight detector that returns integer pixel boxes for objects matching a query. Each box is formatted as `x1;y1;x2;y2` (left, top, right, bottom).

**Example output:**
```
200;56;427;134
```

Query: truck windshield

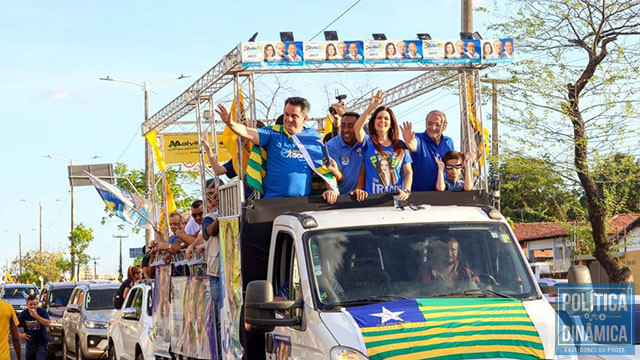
2;287;38;299
305;222;537;307
49;288;74;307
85;289;118;310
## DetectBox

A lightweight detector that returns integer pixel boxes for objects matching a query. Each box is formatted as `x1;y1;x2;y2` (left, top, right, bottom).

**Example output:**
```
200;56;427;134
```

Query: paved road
9;339;26;360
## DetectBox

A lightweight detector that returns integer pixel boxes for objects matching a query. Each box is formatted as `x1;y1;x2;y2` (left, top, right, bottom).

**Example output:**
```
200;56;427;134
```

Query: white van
240;192;573;360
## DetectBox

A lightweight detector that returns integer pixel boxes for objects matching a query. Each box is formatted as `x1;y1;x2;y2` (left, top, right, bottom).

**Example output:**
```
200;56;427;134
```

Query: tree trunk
567;83;633;283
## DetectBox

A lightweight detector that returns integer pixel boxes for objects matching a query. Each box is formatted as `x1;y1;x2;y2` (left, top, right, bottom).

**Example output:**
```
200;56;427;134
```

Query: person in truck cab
417;237;478;285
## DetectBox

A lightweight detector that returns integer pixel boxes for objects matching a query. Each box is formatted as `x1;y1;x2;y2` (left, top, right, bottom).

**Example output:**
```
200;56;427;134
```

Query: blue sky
0;0;500;277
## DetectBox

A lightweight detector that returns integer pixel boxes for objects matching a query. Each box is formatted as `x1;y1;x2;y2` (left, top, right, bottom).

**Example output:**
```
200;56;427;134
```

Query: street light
99;74;191;247
20;198;61;253
4;229;35;278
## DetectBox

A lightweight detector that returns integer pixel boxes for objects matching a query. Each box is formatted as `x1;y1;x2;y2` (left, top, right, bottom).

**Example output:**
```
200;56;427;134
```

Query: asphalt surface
9;339;26;360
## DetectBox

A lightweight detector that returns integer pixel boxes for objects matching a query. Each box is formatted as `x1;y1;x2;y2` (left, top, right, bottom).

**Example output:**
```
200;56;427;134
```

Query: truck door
268;231;322;360
122;287;141;356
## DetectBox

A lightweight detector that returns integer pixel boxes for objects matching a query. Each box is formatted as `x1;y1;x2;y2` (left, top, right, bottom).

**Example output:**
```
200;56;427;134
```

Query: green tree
490;0;640;282
9;250;72;284
499;154;582;223
592;153;640;214
69;223;94;280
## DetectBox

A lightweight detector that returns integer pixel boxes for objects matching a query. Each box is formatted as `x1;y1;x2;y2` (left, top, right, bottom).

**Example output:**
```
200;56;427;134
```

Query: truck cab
242;192;566;360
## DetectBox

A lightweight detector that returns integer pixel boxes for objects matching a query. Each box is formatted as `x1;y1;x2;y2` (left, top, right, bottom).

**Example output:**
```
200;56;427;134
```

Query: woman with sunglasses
435;150;473;192
353;90;413;199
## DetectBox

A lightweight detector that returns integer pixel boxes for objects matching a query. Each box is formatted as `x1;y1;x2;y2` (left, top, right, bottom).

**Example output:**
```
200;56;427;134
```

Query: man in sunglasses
435;150;473;192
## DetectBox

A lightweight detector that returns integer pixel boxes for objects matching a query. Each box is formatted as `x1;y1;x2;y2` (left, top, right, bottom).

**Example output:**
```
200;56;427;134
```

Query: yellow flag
5;271;13;283
145;130;167;171
221;92;251;175
165;180;176;214
322;115;333;139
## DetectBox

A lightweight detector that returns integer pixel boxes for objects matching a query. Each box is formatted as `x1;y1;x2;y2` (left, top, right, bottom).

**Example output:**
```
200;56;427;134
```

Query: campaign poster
395;40;424;62
187;276;213;359
364;40;392;63
302;41;327;61
424;39;481;64
481;38;514;63
219;217;243;360
239;42;264;67
170;276;188;356
152;265;172;358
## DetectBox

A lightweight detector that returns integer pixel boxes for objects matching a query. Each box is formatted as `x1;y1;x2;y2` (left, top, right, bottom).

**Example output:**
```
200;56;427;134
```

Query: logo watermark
555;283;635;355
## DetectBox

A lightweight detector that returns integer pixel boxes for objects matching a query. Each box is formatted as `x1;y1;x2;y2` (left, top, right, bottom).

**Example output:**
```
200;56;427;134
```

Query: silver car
0;283;39;313
61;283;119;359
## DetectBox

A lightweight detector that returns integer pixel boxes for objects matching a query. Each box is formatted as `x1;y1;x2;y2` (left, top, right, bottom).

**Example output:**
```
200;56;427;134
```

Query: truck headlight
83;320;107;329
51;317;62;327
331;346;369;360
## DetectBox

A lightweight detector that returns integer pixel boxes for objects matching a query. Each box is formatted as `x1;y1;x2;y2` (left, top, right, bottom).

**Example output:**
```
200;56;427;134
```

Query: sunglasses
445;164;463;170
191;212;204;218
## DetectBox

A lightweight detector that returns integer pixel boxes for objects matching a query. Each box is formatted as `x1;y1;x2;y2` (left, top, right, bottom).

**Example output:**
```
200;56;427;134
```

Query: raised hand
400;121;415;143
215;104;231;125
463;152;472;168
368;90;385;110
435;156;445;172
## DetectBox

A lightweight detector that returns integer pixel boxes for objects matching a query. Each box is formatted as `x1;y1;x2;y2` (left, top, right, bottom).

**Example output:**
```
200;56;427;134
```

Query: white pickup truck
231;190;576;360
107;281;154;360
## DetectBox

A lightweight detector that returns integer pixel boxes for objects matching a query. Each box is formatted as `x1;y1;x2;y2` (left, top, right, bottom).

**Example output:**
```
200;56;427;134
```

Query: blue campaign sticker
555;283;635;355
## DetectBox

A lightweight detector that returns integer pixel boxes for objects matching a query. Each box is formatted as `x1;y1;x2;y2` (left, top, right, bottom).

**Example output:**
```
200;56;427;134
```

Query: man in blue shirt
401;110;455;191
18;294;51;360
326;107;364;194
217;97;338;204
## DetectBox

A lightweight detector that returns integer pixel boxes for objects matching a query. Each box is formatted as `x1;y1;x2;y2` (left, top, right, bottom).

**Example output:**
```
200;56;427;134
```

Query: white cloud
30;88;95;103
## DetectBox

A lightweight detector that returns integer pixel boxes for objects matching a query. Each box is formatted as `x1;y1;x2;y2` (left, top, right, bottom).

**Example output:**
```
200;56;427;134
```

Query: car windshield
85;289;118;310
2;287;38;299
49;288;74;307
305;222;537;307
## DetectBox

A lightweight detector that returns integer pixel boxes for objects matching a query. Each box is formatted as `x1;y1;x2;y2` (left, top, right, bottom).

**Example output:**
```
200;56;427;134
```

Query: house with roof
512;222;572;277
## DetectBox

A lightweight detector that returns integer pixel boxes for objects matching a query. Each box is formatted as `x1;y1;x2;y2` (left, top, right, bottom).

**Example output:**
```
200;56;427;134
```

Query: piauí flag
86;172;152;229
346;298;545;360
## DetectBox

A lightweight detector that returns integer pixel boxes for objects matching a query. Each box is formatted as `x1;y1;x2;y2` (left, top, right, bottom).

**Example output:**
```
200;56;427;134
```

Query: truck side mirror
244;280;302;333
121;307;138;320
565;264;593;314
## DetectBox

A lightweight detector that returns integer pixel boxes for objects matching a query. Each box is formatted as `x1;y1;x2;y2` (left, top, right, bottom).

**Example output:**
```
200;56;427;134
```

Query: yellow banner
161;133;231;165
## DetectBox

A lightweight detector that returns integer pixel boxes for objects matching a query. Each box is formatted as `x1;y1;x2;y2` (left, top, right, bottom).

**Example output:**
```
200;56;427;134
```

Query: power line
308;0;362;41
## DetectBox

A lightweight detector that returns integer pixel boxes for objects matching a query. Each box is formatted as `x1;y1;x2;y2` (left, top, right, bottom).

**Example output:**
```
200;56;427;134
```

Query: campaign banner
152;265;172;358
170;276;188;356
425;39;482;64
481;39;514;63
555;283;635;356
364;40;423;64
161;133;231;165
219;217;243;360
241;41;303;66
303;41;364;62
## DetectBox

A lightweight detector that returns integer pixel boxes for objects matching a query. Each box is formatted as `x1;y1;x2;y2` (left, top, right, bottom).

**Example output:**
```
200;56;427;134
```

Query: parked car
61;282;119;360
107;280;154;360
40;282;87;359
537;278;568;309
0;283;39;313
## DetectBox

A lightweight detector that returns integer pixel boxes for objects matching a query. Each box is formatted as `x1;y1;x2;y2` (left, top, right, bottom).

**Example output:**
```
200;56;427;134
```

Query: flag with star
346;298;545;360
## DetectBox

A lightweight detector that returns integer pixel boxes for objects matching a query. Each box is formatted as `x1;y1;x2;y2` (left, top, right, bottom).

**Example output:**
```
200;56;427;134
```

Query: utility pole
89;257;100;279
18;232;22;277
99;74;190;248
21;199;60;254
480;78;512;211
113;234;129;282
462;0;473;33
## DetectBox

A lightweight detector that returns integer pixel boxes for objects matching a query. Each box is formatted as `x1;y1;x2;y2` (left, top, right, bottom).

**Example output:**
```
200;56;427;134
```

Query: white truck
231;190;574;360
107;281;154;360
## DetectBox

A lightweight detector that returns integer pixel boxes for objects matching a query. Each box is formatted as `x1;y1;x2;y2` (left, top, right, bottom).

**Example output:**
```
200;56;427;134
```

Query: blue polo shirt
257;127;318;198
326;135;365;194
410;133;454;191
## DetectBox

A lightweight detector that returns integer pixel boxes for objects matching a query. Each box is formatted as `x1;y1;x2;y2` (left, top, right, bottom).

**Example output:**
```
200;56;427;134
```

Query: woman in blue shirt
353;90;413;199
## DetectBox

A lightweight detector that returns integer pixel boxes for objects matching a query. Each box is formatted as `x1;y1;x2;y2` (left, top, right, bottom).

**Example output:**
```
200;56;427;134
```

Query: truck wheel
108;341;117;360
76;341;84;360
62;334;68;360
136;350;144;360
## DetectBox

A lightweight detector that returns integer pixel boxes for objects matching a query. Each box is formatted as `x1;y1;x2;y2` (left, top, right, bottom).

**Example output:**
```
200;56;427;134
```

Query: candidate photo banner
219;217;243;360
239;38;512;67
152;265;172;358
